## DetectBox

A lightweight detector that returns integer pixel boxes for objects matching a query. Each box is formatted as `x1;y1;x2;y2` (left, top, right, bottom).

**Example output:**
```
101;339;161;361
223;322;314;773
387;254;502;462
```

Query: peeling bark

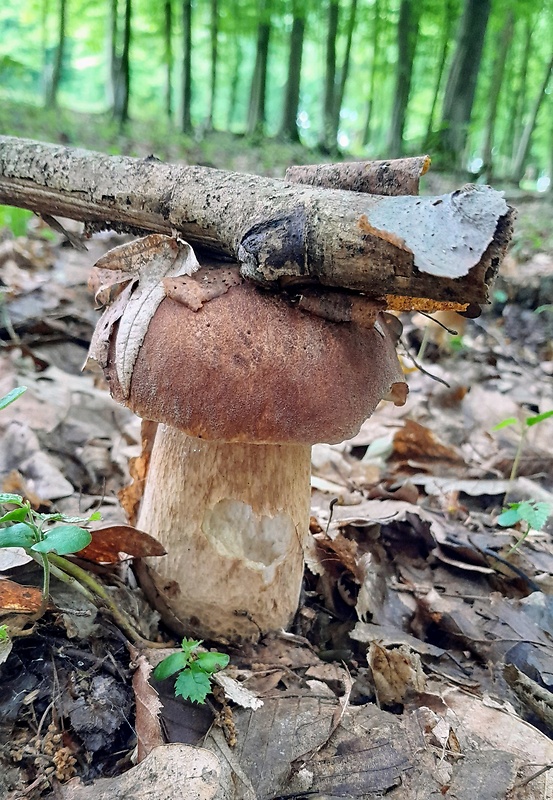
285;156;430;196
0;136;513;305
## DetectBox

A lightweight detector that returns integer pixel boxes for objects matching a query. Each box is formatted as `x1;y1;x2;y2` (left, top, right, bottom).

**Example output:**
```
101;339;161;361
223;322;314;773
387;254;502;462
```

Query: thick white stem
137;425;311;641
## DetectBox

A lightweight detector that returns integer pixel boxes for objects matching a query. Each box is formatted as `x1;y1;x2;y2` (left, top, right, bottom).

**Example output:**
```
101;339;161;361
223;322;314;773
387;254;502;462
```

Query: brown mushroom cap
105;279;407;445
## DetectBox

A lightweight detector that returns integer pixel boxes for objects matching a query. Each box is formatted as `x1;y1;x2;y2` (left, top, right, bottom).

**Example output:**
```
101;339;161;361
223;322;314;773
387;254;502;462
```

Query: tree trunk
0;136;513;306
45;0;67;108
117;0;131;123
331;0;358;146
247;0;272;138
40;0;50;99
362;0;381;147
505;15;534;163
112;0;131;123
164;0;173;120
387;0;420;158
226;0;240;130
482;9;514;182
512;51;553;184
319;0;339;153
438;0;492;168
424;0;455;148
107;0;118;109
206;0;219;130
279;0;306;142
181;0;192;134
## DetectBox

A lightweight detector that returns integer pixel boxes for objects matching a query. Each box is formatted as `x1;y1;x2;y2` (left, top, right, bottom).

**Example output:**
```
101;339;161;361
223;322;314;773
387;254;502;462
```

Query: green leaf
153;651;188;681
0;624;9;641
0;507;29;523
492;417;518;431
31;525;92;555
0;386;27;411
38;511;102;525
0;493;24;506
195;651;230;673
174;666;212;704
180;638;202;661
516;501;552;531
526;410;553;427
497;506;522;527
0;523;37;549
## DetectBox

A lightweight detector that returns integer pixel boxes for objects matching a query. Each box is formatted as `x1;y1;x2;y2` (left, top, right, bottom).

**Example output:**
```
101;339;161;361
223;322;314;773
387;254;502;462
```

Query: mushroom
88;235;407;642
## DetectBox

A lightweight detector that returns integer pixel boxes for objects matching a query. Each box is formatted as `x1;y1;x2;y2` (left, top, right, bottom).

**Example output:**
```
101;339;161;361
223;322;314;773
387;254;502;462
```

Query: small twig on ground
514;763;552;787
399;338;451;387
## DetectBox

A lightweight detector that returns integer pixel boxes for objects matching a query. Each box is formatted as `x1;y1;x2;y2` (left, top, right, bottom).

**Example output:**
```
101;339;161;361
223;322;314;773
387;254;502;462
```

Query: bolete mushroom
88;234;407;642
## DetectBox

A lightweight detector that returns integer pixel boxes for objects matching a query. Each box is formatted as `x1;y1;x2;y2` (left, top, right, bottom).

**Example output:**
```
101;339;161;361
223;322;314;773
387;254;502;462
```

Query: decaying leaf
87;234;200;398
77;525;167;564
131;651;165;762
58;743;230;800
0;579;43;613
213;673;264;710
368;642;426;705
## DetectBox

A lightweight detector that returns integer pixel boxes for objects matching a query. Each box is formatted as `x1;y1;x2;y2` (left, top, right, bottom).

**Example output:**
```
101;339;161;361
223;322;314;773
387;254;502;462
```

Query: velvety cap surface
106;281;406;445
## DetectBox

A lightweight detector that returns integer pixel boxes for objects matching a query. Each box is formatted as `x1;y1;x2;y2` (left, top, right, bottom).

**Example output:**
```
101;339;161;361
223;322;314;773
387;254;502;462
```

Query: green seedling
153;638;230;704
0;385;160;645
493;410;553;552
0;624;9;641
497;500;552;553
493;410;553;484
0;492;99;603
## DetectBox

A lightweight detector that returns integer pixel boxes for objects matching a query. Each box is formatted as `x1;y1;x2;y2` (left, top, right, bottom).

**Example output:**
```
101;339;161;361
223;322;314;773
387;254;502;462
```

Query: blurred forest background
0;0;552;189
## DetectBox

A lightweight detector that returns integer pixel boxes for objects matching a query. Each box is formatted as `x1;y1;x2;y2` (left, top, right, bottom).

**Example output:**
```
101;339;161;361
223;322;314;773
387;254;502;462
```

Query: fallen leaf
213;673;264;710
132;651;165;762
87;235;200;398
368;642;426;705
78;525;167;563
0;579;43;612
58;743;230;800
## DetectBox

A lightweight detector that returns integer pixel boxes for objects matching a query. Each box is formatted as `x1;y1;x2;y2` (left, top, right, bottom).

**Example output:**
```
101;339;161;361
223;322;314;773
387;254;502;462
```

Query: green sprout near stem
0;492;99;604
497;501;552;554
493;410;553;552
0;624;9;641
153;638;230;704
0;386;163;645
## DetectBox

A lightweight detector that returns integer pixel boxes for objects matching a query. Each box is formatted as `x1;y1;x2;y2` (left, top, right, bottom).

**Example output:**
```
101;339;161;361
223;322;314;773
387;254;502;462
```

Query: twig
514;763;552;787
399;338;451;387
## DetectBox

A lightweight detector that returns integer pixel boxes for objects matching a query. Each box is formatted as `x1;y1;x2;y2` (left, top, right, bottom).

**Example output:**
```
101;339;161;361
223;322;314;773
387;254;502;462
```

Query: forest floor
0;124;553;799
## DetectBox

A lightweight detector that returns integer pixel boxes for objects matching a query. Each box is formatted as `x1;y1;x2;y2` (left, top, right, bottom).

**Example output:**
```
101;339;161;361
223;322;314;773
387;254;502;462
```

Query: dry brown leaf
78;525;166;564
131;651;164;762
58;743;230;800
87;235;199;397
0;579;43;613
368;642;426;705
392;419;464;469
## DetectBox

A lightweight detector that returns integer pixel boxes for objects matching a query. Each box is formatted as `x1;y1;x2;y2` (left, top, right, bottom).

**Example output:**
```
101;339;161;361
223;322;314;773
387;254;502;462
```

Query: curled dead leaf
78;525;167;564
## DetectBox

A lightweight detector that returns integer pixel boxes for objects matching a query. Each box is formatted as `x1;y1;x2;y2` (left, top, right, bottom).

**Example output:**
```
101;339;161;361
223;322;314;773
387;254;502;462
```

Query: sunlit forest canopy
0;0;552;187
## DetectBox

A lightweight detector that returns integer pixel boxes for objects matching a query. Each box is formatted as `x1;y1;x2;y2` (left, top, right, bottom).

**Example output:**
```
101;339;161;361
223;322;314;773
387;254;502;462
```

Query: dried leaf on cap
87;234;200;397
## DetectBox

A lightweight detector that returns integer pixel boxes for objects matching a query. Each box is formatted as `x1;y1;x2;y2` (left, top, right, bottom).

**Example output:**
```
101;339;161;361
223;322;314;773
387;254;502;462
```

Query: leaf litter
0;215;552;798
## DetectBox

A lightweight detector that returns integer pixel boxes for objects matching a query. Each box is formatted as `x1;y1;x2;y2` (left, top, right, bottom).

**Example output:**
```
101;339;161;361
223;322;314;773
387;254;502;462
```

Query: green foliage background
0;0;552;185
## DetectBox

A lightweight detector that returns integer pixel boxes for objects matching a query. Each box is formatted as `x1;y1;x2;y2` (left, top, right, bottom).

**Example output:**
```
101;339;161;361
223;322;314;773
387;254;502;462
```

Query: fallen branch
0;136;513;305
285;155;431;195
